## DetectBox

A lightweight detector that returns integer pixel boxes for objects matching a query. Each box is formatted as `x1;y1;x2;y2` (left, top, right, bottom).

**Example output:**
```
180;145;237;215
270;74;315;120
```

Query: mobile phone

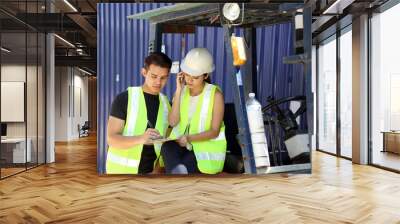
179;74;186;85
171;61;180;74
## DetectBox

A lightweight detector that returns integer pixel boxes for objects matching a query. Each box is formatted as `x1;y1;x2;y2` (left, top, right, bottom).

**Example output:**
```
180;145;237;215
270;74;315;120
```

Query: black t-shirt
110;90;159;174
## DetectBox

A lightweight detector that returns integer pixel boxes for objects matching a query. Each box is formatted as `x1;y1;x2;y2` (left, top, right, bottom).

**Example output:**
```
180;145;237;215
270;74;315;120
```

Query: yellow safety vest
170;83;226;174
106;86;170;174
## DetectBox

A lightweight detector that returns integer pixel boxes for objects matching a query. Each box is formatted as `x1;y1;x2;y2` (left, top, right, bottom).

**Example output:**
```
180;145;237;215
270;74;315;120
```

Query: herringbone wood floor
1;134;400;224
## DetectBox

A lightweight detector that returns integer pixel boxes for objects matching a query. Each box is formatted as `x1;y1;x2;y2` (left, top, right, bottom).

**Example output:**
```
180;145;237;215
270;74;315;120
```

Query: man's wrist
186;135;191;143
139;134;146;144
185;135;193;151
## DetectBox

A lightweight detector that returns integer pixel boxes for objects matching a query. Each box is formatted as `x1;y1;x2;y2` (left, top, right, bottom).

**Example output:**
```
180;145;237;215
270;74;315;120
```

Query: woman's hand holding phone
176;72;185;91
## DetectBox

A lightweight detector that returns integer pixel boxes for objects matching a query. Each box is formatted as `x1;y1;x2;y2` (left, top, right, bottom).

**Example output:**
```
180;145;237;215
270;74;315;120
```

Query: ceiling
0;0;394;75
0;0;99;74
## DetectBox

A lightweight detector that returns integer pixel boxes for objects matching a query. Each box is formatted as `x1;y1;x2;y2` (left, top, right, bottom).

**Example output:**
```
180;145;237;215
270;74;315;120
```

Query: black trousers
161;141;200;174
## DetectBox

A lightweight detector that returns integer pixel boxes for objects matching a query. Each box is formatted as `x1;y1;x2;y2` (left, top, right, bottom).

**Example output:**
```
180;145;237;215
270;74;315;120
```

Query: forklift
128;2;313;174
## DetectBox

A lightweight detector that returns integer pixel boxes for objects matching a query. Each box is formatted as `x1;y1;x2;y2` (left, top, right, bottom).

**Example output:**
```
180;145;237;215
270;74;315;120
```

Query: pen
147;120;162;140
147;120;154;129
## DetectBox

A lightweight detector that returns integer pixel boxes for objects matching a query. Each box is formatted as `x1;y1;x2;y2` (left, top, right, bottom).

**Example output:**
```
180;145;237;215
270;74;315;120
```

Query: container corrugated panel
98;3;304;174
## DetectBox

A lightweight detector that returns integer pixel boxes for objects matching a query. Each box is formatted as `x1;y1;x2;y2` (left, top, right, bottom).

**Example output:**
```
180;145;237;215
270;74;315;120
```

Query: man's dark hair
144;52;172;70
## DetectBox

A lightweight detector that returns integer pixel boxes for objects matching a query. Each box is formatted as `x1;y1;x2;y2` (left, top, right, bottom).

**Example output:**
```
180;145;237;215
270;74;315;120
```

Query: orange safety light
231;34;247;66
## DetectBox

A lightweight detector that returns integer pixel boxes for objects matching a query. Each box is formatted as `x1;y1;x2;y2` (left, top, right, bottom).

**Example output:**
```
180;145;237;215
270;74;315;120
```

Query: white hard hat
180;48;215;77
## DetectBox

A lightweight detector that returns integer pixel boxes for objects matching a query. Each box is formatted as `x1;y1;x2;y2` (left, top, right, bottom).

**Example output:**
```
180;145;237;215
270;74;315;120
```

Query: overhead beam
50;0;97;47
67;14;97;39
13;13;82;32
52;0;78;13
322;0;356;14
162;24;196;33
55;55;96;69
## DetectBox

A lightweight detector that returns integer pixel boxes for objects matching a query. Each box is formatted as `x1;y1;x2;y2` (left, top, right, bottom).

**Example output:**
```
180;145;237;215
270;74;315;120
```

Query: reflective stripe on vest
198;84;213;132
125;87;140;136
160;94;169;136
106;87;169;174
195;152;226;161
107;152;140;168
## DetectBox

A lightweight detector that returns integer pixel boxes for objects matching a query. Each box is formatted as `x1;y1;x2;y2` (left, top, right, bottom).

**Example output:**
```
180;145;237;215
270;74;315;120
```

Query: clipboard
148;136;177;144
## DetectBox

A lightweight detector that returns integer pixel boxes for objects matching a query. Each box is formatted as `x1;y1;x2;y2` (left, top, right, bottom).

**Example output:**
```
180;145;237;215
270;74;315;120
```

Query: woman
161;48;226;174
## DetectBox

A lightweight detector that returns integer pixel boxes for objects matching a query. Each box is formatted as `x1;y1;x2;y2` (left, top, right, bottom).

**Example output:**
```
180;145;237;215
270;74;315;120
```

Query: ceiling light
54;34;75;48
63;0;78;12
221;3;245;26
78;67;93;76
222;3;241;21
322;0;352;14
1;47;11;53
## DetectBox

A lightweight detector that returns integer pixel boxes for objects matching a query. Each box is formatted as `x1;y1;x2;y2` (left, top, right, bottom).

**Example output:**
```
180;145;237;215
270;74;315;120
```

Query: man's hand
142;128;161;145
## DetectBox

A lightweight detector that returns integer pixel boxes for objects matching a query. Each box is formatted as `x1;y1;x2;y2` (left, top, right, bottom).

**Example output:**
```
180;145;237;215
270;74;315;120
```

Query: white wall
55;67;89;141
1;65;25;134
1;65;40;138
71;72;89;138
55;67;69;141
1;64;46;164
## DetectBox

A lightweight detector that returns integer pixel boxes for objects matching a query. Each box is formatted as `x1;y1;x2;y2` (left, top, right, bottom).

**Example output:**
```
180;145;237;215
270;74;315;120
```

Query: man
106;52;172;174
